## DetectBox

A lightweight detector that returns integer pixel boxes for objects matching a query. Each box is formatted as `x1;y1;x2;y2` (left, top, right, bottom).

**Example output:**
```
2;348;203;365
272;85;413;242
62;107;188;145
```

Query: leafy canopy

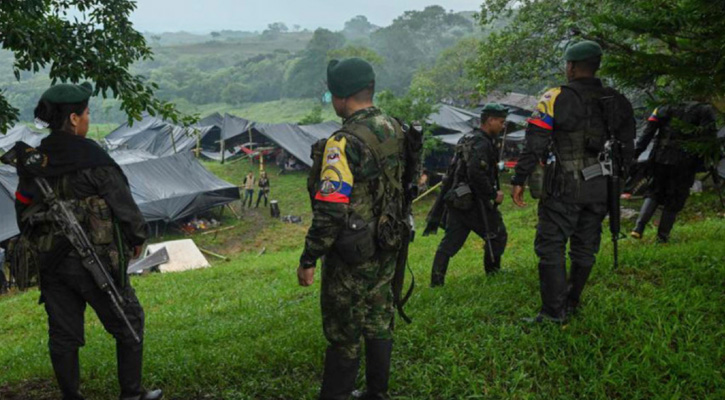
0;0;194;133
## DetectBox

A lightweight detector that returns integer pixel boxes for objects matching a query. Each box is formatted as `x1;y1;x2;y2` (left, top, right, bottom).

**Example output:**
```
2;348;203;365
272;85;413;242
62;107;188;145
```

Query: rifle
602;96;623;269
2;144;141;342
477;199;496;264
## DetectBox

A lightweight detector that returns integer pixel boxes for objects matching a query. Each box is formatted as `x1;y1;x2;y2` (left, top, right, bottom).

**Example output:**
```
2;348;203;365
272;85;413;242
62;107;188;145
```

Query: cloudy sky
128;0;483;33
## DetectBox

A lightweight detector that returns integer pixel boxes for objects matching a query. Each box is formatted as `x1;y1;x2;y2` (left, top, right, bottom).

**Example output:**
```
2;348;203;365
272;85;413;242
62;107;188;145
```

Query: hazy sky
129;0;483;33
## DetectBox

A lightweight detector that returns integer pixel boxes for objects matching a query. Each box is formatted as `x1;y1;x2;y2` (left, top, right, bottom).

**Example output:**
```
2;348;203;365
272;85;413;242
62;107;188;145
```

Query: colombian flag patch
315;135;354;204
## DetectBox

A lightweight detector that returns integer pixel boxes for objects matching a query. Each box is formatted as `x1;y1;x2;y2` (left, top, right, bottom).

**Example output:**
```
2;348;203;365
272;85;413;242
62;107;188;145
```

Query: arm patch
314;135;354;204
528;87;561;131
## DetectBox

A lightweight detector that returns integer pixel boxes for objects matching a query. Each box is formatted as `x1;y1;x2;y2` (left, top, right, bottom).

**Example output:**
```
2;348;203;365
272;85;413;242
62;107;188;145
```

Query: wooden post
248;127;254;166
221;135;226;164
195;128;201;158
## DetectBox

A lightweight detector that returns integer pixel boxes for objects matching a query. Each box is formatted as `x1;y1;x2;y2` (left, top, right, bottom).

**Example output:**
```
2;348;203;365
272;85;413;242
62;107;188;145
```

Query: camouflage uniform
301;106;403;359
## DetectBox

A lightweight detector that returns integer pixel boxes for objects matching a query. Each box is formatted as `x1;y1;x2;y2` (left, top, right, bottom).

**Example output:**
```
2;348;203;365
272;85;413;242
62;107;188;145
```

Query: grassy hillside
1;163;723;399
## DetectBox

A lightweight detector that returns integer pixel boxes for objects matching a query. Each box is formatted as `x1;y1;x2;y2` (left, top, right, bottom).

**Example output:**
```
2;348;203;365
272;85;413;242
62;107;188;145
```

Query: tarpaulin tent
0;165;19;242
105;115;214;157
255;123;319;167
108;149;158;165
428;104;479;135
0;125;47;152
117;152;240;222
298;121;342;141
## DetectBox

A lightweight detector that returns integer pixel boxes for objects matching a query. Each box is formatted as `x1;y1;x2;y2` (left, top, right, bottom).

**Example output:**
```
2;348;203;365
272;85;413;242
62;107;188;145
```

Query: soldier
425;103;510;287
13;83;161;400
297;58;407;400
510;41;636;323
631;102;718;242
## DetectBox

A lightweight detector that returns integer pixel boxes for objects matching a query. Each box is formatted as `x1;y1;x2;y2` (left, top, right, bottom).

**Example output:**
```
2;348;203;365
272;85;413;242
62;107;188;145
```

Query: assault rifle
1;143;141;342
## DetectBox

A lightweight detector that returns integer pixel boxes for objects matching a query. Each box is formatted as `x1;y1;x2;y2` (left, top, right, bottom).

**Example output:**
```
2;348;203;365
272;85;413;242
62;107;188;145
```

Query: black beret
40;82;93;104
327;58;375;98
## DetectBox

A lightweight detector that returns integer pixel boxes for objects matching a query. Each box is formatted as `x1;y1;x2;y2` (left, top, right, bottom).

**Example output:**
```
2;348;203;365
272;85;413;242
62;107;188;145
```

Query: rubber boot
430;251;450;287
567;262;594;316
50;350;85;400
118;343;163;400
319;346;360;400
631;198;658;239
657;210;678;243
360;339;393;400
524;262;567;323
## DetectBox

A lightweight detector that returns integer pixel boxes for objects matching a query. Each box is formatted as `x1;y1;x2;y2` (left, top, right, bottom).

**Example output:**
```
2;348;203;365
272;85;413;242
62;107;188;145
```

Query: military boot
319;347;360;400
566;262;594;317
352;339;393;400
657;210;678;243
118;343;163;400
631;198;658;239
430;251;450;287
523;262;567;323
50;350;85;400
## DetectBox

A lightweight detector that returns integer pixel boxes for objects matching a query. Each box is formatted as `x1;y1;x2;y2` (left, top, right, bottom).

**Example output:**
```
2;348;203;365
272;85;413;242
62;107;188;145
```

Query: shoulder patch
648;107;659;122
528;87;561;131
314;135;354;204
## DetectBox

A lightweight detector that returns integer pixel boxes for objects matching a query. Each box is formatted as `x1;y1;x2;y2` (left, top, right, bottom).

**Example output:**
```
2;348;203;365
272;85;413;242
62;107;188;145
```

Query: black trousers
534;198;608;317
255;189;269;207
40;257;145;398
647;161;698;213
436;206;508;271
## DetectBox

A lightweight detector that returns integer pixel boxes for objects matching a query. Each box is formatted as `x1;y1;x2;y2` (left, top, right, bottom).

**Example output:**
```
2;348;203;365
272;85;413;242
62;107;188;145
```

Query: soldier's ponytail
33;99;89;131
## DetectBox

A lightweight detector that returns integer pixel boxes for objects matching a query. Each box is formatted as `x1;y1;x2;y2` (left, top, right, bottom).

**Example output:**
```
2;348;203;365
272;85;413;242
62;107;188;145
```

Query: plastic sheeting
0;165;19;242
109;149;158;165
255;123;319;167
0;125;47;152
104;115;214;157
119;152;240;222
298;121;342;141
428;104;478;135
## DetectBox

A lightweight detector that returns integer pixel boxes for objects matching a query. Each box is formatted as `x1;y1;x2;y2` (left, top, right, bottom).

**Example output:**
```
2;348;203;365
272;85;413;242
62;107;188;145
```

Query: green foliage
343;15;376;41
411;37;481;105
377;89;444;156
284;29;346;99
0;0;194;132
474;0;725;102
1;164;724;399
298;104;324;125
327;46;384;66
371;6;477;94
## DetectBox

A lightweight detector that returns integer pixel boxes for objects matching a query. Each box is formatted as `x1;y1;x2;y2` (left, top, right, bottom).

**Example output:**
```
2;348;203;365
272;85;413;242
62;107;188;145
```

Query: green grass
1;163;724;399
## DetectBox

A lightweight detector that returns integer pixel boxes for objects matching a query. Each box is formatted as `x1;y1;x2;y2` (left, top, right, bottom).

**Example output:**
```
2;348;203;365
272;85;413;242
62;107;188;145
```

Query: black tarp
117;152;240;222
255;123;319;167
105;115;214;157
0;125;48;152
298;121;342;141
0;165;19;242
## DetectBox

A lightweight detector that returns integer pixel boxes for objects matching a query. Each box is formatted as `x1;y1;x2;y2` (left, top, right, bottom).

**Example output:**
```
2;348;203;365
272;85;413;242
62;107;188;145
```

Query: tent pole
248;127;253;166
195;128;201;158
221;136;226;164
171;128;178;154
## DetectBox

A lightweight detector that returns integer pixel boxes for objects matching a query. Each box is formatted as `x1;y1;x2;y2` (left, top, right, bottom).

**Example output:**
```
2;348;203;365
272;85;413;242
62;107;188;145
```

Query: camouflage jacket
300;106;402;267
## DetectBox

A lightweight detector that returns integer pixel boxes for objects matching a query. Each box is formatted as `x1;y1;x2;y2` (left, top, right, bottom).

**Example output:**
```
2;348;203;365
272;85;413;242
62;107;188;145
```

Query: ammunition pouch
85;196;114;246
335;213;376;266
529;164;545;199
444;183;474;210
377;212;407;252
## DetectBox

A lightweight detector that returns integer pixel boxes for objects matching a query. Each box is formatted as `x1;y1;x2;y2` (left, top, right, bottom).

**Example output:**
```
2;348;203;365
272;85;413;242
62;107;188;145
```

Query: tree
210;31;221;38
371;5;476;94
343;15;376;40
377;88;443;156
262;22;289;40
411;37;480;105
284;29;345;98
327;46;384;66
474;0;725;104
299;105;324;125
0;0;193;132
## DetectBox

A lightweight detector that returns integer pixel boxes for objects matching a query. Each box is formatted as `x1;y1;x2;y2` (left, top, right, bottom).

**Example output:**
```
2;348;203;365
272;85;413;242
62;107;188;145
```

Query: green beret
563;40;602;61
40;81;93;104
481;103;509;118
327;58;375;98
